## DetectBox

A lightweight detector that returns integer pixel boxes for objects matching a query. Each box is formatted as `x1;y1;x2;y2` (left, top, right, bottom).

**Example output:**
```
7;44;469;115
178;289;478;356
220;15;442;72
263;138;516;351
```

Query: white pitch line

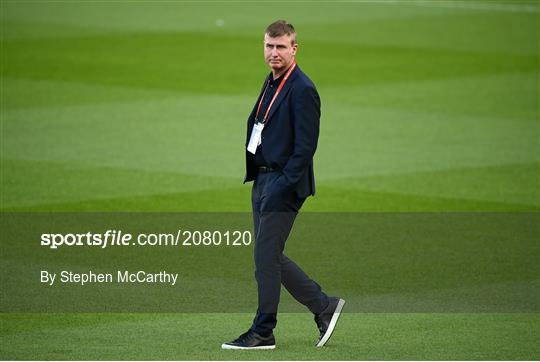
378;0;539;13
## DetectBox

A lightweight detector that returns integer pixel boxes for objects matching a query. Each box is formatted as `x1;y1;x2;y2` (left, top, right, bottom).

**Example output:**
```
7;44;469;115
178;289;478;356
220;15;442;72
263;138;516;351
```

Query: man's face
264;33;297;73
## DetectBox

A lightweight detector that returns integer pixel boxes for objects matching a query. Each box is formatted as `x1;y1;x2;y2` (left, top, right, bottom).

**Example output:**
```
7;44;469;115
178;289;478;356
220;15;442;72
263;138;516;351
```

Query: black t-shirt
255;72;285;167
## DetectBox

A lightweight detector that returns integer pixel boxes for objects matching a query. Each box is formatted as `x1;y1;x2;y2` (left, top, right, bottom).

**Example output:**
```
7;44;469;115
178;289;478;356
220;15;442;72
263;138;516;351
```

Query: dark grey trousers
250;171;329;336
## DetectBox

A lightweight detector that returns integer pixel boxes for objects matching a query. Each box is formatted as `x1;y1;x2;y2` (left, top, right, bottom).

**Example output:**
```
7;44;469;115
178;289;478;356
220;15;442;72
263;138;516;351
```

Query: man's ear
292;43;298;55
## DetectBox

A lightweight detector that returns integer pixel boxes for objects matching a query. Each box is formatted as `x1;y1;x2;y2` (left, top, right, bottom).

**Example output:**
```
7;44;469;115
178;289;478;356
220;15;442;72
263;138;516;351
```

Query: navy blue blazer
244;65;320;199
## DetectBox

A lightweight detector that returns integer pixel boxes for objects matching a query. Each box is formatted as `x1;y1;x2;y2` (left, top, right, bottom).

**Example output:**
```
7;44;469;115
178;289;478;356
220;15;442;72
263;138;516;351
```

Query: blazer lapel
246;75;272;144
264;66;299;124
251;77;270;122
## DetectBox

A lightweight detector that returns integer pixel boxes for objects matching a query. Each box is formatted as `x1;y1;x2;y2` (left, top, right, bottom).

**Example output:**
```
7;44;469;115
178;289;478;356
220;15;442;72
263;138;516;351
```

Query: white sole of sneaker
316;298;346;348
221;343;275;350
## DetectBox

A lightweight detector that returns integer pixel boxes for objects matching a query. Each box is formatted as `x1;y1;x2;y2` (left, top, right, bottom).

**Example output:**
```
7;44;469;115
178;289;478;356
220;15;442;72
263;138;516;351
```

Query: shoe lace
314;314;324;333
235;330;253;343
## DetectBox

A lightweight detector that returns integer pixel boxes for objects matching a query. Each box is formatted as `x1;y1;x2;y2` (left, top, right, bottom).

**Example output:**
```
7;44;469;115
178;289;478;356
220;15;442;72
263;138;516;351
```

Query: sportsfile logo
41;230;133;249
40;229;252;249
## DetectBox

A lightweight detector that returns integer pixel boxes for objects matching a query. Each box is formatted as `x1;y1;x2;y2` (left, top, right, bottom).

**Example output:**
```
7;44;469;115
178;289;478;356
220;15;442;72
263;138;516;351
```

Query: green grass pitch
1;0;539;360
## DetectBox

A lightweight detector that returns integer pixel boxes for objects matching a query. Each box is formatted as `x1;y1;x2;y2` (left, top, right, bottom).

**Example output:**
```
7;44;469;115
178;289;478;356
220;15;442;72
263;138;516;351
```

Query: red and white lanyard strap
255;61;297;124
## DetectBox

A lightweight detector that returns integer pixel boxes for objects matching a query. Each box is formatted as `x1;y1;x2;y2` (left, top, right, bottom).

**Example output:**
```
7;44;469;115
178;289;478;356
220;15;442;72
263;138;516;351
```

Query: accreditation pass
247;121;264;154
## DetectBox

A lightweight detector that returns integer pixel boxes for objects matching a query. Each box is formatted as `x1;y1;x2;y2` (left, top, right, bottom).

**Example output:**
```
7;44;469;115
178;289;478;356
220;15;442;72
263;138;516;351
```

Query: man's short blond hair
265;20;296;45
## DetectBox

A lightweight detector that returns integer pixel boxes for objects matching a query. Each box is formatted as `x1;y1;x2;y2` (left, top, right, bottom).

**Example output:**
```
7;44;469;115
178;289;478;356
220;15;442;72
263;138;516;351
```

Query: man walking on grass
222;20;345;350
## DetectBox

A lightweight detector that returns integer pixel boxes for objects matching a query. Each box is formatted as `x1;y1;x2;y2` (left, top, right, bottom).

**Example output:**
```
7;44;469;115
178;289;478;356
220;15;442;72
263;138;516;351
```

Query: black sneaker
221;330;276;350
314;297;345;347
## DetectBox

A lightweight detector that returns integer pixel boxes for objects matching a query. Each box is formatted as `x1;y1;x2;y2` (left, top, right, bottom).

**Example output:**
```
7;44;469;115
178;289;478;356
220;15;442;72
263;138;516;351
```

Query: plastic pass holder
247;121;264;154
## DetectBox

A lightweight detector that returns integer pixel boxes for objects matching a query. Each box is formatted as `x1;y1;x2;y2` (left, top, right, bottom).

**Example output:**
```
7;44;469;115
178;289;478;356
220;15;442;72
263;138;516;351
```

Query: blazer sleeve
273;85;320;192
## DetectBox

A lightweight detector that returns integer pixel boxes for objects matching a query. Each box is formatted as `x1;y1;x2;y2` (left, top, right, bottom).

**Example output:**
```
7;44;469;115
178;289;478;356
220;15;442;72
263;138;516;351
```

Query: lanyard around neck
255;61;297;124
